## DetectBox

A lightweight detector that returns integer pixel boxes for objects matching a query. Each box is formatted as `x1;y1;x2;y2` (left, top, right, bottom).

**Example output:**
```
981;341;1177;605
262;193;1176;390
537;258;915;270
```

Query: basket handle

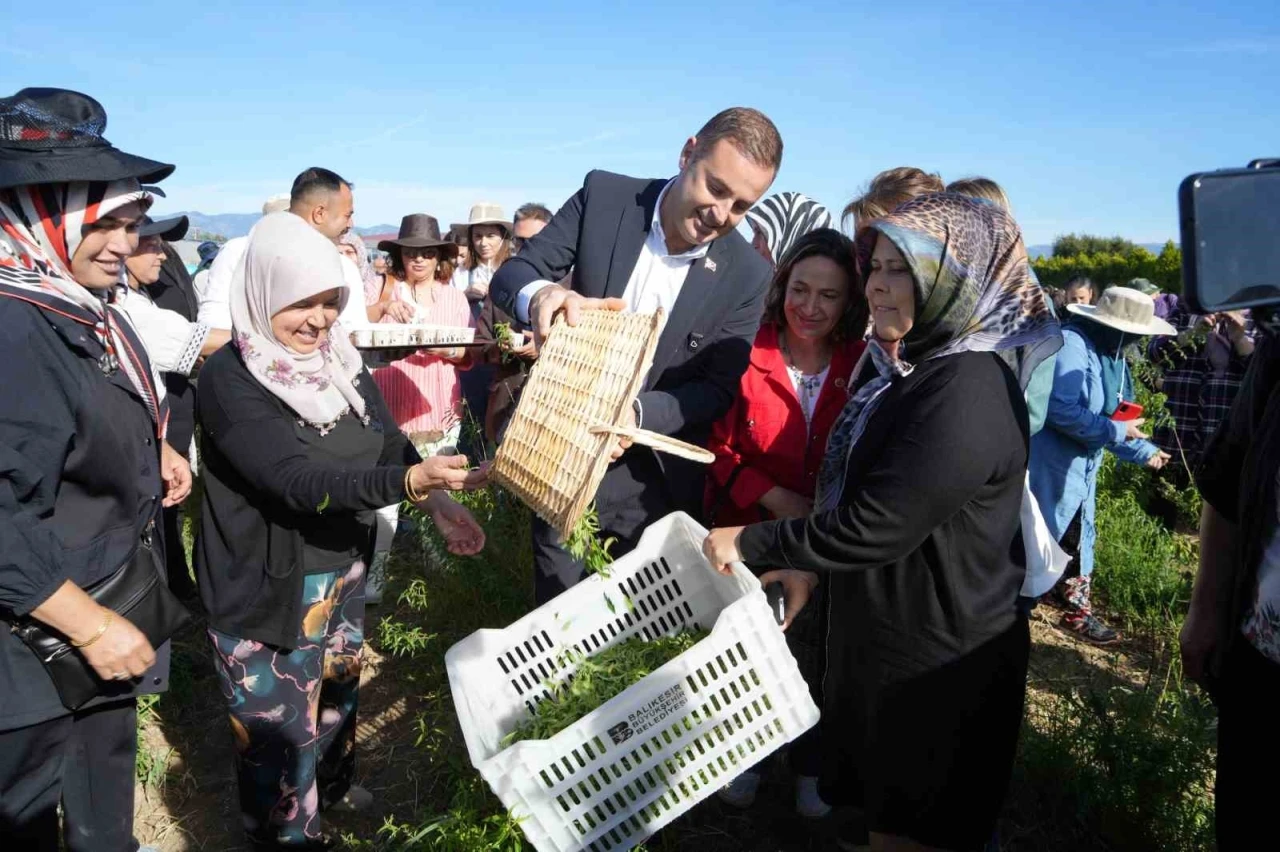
590;424;715;463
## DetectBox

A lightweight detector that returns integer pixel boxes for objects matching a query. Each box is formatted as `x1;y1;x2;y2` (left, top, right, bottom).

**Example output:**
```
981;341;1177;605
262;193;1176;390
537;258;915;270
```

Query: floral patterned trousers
209;562;365;848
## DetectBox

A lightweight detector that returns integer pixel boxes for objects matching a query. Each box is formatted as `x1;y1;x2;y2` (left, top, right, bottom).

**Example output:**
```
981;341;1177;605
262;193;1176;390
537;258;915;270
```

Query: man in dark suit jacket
490;107;782;603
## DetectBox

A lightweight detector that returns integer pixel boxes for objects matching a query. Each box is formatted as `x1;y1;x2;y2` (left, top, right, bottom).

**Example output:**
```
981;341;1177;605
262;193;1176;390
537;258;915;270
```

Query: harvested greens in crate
446;512;820;852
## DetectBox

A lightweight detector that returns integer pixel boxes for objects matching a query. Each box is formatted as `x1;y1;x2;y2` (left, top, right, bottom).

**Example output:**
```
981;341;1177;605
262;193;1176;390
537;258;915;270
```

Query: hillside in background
170;210;398;240
170;210;1173;256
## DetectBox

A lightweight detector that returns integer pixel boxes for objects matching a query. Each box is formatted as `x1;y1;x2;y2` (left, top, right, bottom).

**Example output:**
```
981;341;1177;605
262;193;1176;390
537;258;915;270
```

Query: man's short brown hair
514;202;553;225
690;107;783;172
843;166;944;229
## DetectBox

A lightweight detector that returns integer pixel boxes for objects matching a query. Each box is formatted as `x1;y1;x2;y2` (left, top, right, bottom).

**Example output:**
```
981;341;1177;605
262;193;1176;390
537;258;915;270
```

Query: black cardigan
739;351;1030;685
195;344;419;648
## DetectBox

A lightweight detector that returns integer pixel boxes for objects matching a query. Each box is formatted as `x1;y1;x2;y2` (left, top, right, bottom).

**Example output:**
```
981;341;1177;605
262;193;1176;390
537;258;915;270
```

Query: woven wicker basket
491;309;714;539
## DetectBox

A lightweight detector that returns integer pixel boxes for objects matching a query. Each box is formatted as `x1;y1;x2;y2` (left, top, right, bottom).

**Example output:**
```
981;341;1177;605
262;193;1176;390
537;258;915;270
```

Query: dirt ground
131;598;1159;852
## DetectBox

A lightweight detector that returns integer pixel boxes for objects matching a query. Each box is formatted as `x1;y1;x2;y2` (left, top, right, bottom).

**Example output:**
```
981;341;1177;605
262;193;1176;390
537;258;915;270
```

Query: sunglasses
402;247;441;261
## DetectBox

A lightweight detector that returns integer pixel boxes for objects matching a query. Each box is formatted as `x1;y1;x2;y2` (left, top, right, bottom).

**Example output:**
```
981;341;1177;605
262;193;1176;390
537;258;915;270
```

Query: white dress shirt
196;230;367;331
515;180;709;323
191;267;211;301
196;235;247;329
336;255;371;329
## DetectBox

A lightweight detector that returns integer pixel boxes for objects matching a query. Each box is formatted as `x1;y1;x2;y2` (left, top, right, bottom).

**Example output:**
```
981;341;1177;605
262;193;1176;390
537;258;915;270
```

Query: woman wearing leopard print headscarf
704;193;1061;852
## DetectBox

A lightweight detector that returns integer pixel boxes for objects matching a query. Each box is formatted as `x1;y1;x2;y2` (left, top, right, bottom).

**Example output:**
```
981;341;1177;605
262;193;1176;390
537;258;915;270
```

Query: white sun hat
1066;286;1176;336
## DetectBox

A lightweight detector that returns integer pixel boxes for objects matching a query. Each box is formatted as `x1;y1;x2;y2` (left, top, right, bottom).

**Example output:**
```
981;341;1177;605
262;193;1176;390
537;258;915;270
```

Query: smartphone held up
1179;159;1280;315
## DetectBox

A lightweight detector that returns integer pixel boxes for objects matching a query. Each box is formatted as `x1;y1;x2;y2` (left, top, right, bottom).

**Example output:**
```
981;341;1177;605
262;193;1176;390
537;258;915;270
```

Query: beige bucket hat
1066;286;1176;336
465;202;512;235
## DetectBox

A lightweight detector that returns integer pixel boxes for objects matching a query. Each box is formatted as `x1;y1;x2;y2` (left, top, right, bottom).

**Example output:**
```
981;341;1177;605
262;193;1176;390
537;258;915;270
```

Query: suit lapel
604;180;666;300
647;238;731;383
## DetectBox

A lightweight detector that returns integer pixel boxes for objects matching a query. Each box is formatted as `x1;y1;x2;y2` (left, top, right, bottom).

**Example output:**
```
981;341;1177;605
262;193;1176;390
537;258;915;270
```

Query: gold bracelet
404;467;427;504
72;611;114;648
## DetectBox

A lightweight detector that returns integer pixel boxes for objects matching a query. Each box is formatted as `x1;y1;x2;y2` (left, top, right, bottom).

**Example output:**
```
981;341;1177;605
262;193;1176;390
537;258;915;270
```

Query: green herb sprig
502;629;708;747
565;503;617;577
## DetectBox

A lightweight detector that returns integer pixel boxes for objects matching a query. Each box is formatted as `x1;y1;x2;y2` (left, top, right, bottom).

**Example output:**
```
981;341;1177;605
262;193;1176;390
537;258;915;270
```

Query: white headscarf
231;212;367;432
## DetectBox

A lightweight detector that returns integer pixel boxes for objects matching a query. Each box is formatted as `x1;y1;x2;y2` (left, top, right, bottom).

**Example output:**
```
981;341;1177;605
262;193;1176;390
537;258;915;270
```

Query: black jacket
196;345;419;649
1196;331;1280;673
0;286;168;729
740;352;1030;686
490;170;770;531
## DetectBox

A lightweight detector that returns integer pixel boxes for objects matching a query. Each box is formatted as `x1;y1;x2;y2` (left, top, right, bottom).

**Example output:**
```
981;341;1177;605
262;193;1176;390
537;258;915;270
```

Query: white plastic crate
446;511;821;852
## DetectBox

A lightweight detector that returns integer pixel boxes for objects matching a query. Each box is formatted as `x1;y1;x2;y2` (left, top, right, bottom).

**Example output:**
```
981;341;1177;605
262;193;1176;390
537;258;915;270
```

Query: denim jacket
1029;327;1157;577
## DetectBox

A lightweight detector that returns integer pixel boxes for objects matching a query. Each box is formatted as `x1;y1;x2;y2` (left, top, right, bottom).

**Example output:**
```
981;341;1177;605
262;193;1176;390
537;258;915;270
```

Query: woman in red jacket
706;227;867;818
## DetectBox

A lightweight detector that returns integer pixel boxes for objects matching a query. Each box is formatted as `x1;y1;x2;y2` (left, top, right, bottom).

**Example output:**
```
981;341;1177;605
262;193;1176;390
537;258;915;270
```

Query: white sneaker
717;770;761;808
795;774;831;818
329;783;374;812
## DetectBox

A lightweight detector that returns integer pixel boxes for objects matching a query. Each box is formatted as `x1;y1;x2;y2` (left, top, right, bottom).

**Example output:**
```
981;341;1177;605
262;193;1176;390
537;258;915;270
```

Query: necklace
780;331;831;428
409;278;437;308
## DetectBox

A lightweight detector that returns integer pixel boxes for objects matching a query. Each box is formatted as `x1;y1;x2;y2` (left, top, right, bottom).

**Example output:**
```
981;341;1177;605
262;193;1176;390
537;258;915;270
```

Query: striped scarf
0;180;169;437
746;192;833;265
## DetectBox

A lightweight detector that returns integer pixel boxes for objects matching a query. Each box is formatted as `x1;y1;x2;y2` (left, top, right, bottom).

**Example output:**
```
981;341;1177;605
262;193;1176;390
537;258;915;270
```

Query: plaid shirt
1156;352;1252;464
1151;311;1256;465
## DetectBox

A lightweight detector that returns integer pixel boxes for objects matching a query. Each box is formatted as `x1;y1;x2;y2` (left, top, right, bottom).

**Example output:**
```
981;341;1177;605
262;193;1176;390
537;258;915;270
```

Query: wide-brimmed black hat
378;214;458;257
139;214;188;242
0;88;174;190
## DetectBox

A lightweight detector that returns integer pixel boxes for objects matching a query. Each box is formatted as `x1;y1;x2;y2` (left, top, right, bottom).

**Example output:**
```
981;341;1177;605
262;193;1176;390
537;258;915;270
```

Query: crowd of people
0;86;1269;852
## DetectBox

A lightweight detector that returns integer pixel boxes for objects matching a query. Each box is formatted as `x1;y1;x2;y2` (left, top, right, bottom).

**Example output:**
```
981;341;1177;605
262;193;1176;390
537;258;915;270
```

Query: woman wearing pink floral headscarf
196;212;487;849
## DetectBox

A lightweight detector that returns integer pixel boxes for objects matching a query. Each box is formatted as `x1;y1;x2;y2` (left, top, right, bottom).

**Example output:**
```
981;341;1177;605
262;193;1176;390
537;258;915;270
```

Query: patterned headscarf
0;180;169;436
815;193;1061;511
338;230;379;303
746;192;833;265
232;212;367;433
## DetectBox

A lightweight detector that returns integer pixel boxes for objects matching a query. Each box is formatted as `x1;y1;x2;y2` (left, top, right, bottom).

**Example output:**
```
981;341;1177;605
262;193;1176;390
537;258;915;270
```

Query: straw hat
1067;286;1176;336
261;193;291;215
464;202;512;234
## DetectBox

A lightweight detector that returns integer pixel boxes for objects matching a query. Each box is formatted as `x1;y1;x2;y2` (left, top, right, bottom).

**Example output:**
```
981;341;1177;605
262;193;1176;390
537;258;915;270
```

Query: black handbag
10;523;192;711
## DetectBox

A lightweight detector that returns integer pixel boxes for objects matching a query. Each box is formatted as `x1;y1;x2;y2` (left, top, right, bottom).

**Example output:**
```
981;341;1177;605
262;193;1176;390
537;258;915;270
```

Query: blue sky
2;0;1276;246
